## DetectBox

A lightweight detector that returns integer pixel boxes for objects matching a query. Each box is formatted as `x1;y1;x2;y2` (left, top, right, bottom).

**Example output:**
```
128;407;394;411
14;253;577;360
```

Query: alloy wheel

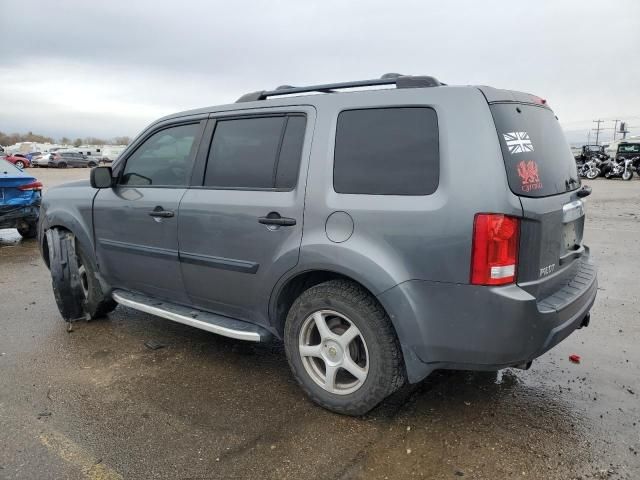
298;310;369;395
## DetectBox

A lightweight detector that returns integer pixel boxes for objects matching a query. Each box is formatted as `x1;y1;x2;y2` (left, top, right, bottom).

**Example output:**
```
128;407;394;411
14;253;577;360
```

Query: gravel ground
0;169;638;479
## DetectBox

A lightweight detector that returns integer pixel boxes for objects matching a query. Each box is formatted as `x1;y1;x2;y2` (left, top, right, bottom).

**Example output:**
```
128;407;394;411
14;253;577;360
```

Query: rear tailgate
488;100;593;302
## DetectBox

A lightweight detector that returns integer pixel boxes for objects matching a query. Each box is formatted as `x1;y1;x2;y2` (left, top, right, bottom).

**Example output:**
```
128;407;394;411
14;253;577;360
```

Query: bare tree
112;136;131;145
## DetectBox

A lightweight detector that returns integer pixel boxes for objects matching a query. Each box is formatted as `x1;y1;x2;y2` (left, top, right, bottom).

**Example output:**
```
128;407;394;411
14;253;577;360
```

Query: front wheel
15;160;25;169
284;280;405;415
586;168;599;180
58;162;67;168
46;228;116;322
622;170;633;181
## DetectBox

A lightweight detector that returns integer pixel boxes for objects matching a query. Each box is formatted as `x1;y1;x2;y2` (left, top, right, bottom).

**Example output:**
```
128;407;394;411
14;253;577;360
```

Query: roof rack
236;73;443;103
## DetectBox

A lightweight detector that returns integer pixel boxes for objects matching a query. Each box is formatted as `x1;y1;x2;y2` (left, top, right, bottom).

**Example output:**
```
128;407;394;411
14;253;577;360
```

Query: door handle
258;212;296;226
149;206;175;218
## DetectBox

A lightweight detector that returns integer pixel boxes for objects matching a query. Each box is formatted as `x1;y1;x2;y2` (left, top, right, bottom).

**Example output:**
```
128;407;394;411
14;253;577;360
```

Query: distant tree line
0;131;131;147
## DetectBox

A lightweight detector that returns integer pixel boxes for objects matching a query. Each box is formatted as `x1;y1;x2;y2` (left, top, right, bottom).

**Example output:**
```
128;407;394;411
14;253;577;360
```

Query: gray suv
49;152;99;168
38;74;597;415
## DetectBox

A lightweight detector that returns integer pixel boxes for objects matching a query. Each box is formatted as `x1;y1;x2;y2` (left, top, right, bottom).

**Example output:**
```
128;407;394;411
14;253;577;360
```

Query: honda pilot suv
38;74;597;415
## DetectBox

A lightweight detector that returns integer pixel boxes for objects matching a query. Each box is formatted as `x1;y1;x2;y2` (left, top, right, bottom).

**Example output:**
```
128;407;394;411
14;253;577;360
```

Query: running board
111;290;270;342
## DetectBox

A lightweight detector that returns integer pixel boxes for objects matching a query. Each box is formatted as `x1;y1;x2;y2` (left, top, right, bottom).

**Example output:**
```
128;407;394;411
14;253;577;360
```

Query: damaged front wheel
46;228;116;323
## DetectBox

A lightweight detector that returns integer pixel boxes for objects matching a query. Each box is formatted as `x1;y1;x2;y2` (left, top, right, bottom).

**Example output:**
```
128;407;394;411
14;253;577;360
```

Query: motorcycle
631;156;640;176
603;156;634;181
578;158;601;180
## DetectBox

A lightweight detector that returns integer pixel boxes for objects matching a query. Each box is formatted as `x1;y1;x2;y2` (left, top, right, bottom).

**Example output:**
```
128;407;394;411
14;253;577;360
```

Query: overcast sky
1;0;639;144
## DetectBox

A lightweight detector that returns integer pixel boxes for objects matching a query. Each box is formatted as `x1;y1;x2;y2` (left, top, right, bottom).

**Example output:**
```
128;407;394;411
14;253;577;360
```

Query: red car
3;154;31;169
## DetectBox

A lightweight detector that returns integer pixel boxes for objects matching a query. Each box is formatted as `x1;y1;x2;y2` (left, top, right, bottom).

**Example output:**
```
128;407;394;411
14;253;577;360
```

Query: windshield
491;103;579;198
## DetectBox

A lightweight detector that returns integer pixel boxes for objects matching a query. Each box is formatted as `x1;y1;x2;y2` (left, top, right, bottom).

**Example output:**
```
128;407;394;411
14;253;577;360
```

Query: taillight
18;181;43;191
470;213;520;286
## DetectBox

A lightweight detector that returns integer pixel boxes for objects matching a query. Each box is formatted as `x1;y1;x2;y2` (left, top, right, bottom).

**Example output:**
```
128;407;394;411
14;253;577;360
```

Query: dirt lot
1;169;639;479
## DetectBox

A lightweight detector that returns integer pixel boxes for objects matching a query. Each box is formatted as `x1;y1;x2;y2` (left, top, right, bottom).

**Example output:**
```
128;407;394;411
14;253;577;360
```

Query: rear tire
17;221;38;239
15;160;25;169
46;228;116;321
58;162;67;169
284;279;405;415
88;161;98;168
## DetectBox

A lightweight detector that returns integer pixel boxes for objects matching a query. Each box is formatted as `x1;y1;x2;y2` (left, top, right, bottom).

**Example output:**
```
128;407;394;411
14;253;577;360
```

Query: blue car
0;158;42;238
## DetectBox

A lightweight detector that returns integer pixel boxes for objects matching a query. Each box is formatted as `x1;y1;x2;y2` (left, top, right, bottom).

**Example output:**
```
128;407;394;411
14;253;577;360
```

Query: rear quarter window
491;103;579;198
333;107;439;195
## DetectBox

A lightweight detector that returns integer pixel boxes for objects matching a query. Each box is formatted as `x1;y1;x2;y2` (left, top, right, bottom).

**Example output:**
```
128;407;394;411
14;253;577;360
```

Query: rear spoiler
477;86;550;109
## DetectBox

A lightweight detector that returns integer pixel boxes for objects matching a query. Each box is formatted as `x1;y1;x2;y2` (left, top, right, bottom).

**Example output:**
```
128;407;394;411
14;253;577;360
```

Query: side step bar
112;290;271;342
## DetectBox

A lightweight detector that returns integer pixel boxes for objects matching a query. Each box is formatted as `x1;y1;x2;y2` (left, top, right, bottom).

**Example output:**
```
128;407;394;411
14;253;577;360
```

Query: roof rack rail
235;74;443;103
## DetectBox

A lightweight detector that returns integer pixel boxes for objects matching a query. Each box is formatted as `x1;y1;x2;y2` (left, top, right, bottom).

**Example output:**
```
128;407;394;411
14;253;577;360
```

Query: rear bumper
0;203;40;229
378;255;597;383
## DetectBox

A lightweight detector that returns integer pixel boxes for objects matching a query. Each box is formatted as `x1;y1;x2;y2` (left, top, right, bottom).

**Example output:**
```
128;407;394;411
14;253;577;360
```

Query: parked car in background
49;152;99;168
3;154;31;169
0;158;42;237
574;144;607;164
615;142;640;174
31;153;58;167
615;142;640;160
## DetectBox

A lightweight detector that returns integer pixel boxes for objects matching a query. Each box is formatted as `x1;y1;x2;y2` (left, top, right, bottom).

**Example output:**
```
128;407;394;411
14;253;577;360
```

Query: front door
178;110;313;325
93;120;205;303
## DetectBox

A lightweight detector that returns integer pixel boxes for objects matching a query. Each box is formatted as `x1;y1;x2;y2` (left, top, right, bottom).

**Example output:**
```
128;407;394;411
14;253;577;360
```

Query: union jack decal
503;131;534;154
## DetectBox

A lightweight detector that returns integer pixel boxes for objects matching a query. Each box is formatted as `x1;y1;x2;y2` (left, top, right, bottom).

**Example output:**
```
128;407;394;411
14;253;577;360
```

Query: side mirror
90;166;114;189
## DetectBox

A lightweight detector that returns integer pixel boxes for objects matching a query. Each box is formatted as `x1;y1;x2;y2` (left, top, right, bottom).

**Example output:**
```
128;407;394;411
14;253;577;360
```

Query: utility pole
592;119;604;145
620;121;629;140
612;119;620;142
587;130;591;145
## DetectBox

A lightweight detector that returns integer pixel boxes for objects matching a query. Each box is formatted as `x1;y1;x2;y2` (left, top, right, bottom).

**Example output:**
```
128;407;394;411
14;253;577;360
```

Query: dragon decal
516;160;543;192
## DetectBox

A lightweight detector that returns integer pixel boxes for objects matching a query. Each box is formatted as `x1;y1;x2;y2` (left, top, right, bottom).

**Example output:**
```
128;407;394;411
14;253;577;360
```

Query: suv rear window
491;103;579;198
333;107;439;195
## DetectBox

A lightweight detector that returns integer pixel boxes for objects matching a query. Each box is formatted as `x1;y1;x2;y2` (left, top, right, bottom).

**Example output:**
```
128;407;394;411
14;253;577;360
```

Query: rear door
178;107;313;325
490;102;586;298
93;120;205;303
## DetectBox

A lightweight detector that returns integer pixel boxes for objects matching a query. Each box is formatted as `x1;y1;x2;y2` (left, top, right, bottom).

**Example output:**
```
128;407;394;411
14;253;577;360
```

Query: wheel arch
270;270;362;336
269;267;398;339
40;210;95;270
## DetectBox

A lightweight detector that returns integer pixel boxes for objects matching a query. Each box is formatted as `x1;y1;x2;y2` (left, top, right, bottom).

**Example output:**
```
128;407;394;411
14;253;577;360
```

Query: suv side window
204;114;306;189
333;107;439;195
120;123;200;186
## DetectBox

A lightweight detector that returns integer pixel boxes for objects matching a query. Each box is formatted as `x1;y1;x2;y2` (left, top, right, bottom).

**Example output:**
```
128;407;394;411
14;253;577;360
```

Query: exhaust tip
578;313;591;329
